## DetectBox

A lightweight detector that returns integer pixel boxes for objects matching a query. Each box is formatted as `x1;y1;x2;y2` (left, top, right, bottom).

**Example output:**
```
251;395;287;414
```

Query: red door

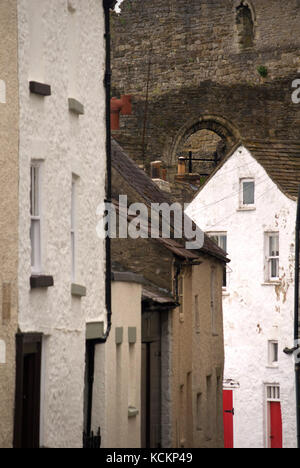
269;402;282;448
223;390;234;448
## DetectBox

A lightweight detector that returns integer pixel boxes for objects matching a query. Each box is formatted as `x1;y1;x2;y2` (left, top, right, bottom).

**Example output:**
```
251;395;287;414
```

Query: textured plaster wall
191;259;224;449
160;310;173;448
171;262;224;448
186;146;297;448
17;0;106;448
99;281;142;448
0;0;19;448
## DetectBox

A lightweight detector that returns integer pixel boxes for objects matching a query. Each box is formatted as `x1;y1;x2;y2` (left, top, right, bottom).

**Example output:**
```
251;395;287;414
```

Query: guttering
295;184;300;448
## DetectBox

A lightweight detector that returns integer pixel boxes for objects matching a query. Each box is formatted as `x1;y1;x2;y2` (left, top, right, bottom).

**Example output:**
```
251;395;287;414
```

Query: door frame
264;383;282;448
141;308;162;449
13;333;42;448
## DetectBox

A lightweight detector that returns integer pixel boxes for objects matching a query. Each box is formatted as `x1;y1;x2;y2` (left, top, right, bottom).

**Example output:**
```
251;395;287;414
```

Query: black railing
83;428;101;449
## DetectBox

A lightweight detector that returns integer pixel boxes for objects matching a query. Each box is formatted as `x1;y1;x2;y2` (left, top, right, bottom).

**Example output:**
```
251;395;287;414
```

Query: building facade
110;140;227;448
97;273;143;448
0;0;107;448
0;0;20;448
186;145;298;448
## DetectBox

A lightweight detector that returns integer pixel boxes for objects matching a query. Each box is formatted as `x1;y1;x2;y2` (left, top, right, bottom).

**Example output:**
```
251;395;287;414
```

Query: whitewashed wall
186;146;297;448
17;0;106;448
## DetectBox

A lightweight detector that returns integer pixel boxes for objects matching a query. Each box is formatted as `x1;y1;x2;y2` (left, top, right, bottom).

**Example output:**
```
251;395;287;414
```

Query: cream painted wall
171;261;224;448
186;146;297;448
0;0;19;448
17;0;106;448
98;281;142;448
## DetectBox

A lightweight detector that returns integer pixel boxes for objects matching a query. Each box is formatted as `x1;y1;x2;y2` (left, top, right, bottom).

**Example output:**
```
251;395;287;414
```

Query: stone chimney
150;161;171;193
175;156;201;185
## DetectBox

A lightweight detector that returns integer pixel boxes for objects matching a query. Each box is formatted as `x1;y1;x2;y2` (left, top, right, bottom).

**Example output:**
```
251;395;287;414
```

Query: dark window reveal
236;3;254;49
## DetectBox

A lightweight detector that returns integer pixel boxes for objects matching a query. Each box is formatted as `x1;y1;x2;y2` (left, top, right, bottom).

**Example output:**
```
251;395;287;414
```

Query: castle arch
167;115;241;171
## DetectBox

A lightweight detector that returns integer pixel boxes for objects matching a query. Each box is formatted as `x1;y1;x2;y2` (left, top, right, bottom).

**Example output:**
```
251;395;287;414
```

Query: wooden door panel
223;390;234;449
270;402;283;449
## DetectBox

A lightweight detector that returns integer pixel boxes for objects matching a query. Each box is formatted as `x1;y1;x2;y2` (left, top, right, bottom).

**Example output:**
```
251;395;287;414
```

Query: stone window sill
29;81;51;97
237;207;256;212
30;275;54;289
68;98;85;115
261;281;281;287
71;283;87;298
128;406;139;418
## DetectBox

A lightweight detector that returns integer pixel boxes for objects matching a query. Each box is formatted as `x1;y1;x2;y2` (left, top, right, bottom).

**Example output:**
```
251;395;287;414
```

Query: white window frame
210;267;218;336
178;273;184;323
264;384;281;448
207;232;228;289
268;340;279;368
239;178;255;209
30;162;42;274
265;232;280;282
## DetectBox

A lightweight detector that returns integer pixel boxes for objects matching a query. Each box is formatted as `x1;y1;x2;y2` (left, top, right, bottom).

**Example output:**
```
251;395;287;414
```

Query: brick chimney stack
110;95;132;130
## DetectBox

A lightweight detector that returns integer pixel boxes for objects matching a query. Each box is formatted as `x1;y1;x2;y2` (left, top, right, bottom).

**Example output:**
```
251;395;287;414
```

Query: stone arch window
235;2;255;49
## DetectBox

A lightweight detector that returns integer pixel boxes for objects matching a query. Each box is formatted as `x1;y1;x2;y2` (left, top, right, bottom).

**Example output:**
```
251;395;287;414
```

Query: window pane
243;181;255;205
210;235;219;245
31;166;40;216
209;234;227;252
270;258;279;278
71;231;75;281
223;266;227;288
71;181;75;230
31;219;41;269
219;235;227;251
269;341;279;364
269;235;279;256
273;343;278;363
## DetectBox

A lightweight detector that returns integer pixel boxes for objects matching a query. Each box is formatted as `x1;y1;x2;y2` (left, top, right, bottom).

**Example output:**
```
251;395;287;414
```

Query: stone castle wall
111;0;300;179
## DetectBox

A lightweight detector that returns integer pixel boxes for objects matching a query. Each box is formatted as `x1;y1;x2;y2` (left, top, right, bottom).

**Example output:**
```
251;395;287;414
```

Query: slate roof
244;141;300;199
111;139;171;205
111;139;229;263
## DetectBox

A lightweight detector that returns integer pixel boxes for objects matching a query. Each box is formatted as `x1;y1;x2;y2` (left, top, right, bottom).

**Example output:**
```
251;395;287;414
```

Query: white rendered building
0;0;107;448
186;144;298;448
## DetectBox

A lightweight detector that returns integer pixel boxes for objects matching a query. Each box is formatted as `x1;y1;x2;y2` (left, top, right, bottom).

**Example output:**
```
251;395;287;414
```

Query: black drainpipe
84;1;114;445
101;0;115;342
295;185;300;449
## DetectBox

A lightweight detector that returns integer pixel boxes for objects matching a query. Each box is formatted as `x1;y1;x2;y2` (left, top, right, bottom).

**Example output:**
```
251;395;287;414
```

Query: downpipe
295;185;300;449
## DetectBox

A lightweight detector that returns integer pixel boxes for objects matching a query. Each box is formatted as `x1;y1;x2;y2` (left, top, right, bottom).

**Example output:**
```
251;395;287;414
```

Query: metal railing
83;428;101;449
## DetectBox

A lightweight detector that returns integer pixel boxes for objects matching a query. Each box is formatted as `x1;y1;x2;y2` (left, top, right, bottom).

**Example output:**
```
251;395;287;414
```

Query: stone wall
111;0;300;181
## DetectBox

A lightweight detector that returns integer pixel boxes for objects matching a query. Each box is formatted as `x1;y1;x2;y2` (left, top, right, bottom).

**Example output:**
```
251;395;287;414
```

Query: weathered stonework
111;0;300;183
